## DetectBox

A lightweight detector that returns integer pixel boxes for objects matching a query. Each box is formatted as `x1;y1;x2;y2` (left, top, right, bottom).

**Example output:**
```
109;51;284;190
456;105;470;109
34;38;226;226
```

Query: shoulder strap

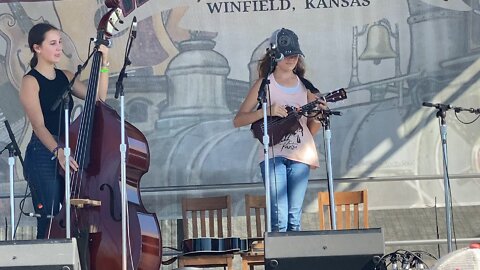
255;75;319;110
298;76;320;94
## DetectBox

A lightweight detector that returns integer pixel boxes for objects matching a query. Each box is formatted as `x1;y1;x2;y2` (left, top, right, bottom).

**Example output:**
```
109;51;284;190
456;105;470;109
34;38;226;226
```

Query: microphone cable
454;109;480;124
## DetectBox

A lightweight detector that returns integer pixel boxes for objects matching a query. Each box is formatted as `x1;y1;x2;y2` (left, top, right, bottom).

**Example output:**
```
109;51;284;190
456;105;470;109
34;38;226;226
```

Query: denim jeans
260;157;310;232
24;134;64;239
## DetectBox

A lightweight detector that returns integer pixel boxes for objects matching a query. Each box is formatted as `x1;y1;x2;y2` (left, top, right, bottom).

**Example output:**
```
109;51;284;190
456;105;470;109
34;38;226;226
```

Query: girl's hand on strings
317;98;328;111
311;98;328;121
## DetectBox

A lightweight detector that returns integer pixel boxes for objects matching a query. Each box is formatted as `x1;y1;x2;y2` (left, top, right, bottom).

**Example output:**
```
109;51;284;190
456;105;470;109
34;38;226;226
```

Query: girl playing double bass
234;28;327;232
20;23;110;239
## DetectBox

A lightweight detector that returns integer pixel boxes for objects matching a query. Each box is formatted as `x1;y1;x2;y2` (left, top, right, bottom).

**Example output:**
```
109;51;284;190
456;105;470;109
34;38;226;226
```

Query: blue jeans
24;134;64;239
260;157;310;232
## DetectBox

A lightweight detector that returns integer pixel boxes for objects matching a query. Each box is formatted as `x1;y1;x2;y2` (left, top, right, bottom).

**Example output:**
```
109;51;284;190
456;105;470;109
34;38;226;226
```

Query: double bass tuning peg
108;18;121;32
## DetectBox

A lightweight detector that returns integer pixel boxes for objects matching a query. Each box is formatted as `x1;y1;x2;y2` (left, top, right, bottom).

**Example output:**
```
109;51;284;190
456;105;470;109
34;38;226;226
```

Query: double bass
49;2;162;269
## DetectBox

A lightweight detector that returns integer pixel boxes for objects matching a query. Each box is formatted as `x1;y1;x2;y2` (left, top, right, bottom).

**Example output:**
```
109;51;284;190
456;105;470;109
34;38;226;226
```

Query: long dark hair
28;23;59;68
257;53;306;79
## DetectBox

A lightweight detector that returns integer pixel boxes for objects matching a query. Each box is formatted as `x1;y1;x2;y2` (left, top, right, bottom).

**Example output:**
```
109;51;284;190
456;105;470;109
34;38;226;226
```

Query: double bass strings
70;48;102;204
68;50;102;233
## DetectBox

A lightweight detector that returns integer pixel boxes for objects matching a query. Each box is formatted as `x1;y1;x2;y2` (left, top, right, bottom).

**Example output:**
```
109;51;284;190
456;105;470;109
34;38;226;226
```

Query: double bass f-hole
100;183;121;221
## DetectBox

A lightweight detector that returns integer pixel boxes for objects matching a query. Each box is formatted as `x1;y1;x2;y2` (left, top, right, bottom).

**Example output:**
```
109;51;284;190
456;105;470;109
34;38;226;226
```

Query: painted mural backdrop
0;0;480;220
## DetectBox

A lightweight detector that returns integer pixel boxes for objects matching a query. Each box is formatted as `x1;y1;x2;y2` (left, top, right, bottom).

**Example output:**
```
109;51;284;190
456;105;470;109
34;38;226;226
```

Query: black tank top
27;68;73;136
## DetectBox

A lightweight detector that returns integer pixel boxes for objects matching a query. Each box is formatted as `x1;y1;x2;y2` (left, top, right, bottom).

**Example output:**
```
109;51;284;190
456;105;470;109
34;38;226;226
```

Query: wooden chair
179;195;234;270
317;190;368;230
241;194;266;270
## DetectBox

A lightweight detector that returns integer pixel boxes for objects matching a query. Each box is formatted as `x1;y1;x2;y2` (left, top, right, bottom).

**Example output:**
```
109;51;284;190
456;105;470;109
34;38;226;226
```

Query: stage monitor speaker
265;228;385;270
0;238;80;270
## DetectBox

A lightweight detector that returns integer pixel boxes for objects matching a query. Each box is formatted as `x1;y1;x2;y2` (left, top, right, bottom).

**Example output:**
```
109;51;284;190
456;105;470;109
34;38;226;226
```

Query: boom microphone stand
115;16;137;270
321;110;341;230
422;101;453;252
1;120;24;240
258;50;277;232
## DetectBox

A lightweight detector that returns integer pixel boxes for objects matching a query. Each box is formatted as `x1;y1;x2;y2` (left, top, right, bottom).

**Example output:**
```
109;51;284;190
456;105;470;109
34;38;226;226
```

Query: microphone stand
7;145;15;240
51;47;98;240
320;110;341;230
1;120;25;240
258;51;276;232
422;101;453;252
115;18;136;270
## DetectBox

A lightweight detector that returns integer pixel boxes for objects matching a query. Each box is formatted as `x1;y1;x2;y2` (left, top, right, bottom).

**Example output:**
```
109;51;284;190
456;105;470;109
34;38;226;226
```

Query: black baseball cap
270;28;304;57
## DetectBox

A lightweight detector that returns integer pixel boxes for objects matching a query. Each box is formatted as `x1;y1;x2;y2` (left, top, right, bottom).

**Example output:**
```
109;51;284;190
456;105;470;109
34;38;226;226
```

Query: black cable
17;189;30;217
454;111;480;124
442;140;458;251
87;38;93;58
434;197;441;258
13;186;30;239
410;250;438;260
449;173;458;250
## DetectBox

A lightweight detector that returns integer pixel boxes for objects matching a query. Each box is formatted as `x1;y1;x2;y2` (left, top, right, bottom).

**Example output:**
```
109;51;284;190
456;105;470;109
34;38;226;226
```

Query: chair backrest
317;190;368;230
182;195;232;239
245;194;266;238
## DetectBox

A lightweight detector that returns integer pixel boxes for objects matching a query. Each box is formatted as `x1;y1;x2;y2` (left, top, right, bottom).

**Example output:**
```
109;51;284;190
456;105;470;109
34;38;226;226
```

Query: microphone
401;254;411;270
422;102;452;110
131;16;137;39
268;45;284;62
273;49;283;62
91;38;112;48
389;253;398;270
4;120;24;165
115;17;138;99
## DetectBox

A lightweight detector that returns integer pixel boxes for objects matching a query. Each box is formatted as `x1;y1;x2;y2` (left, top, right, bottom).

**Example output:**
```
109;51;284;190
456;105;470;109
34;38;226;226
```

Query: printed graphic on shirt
279;124;304;152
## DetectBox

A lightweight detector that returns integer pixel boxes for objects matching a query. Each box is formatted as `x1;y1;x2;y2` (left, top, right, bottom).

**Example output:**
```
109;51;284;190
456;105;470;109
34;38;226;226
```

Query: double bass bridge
70;198;102;208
